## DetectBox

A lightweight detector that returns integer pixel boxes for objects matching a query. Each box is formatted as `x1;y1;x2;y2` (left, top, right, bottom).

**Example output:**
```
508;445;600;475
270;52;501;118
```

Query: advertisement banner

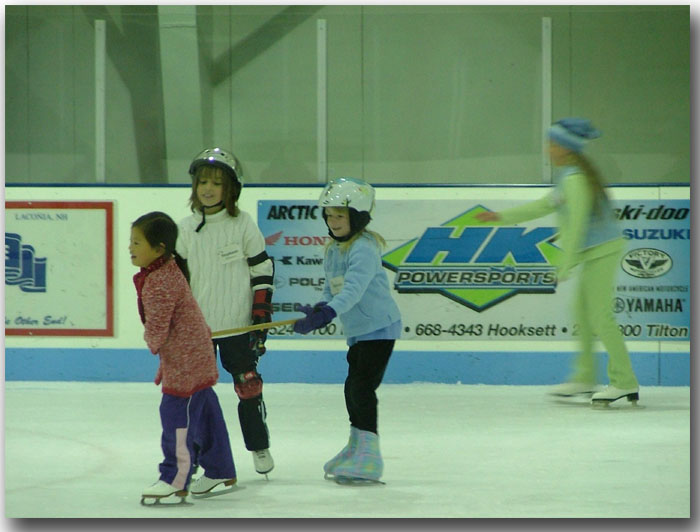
258;198;689;341
5;201;114;336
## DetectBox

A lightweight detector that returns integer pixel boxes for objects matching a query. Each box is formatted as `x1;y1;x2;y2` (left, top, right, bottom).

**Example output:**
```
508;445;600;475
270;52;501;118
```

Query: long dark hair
132;212;189;282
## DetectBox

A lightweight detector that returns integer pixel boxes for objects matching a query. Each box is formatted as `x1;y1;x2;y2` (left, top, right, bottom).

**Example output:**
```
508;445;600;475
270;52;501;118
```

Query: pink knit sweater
134;257;218;397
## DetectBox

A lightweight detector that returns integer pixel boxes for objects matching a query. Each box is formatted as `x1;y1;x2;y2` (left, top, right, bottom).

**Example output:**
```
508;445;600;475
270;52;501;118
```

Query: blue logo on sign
5;233;47;292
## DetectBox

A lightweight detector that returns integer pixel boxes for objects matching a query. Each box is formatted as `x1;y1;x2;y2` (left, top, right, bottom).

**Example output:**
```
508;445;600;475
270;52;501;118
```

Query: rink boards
5;184;690;385
3;345;689;385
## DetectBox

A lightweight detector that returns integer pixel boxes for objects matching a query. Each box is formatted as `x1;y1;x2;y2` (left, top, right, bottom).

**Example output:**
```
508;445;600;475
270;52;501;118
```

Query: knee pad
234;371;263;400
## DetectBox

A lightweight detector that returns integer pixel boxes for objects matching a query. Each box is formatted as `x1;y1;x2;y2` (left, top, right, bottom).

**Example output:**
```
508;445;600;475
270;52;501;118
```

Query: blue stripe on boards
4;348;688;386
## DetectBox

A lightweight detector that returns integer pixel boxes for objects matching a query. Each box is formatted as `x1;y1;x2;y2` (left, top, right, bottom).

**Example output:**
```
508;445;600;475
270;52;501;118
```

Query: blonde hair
328;229;386;254
568;152;608;215
189;166;240;217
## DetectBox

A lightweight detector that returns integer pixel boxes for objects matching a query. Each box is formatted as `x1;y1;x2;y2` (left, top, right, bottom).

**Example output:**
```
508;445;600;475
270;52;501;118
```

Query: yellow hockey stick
212;318;300;338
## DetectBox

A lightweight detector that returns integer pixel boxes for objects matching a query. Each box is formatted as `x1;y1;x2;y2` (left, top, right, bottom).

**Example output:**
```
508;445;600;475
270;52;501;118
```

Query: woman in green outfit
476;118;639;406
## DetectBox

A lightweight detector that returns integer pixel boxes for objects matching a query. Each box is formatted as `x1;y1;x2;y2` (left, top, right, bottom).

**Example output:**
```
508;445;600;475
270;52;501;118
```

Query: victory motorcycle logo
381;206;561;311
621;248;672;279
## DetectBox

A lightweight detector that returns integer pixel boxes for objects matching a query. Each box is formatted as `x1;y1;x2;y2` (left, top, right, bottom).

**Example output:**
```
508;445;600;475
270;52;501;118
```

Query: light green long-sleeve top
494;166;623;280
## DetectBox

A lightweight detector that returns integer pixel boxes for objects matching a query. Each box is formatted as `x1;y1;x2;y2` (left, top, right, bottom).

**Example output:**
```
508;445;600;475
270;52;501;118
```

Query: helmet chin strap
195;201;223;233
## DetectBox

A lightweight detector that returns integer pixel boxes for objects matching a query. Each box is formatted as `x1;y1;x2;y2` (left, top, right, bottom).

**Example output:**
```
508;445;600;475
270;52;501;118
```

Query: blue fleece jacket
323;232;401;341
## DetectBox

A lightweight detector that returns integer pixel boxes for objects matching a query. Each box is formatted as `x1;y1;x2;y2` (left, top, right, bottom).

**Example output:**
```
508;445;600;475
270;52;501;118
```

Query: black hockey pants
344;339;394;435
214;333;270;451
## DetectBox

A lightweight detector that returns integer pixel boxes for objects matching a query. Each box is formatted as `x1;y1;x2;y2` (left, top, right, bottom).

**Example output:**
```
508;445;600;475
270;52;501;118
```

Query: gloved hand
293;303;337;334
297;304;315;317
297;301;328;317
251;289;272;356
249;324;267;357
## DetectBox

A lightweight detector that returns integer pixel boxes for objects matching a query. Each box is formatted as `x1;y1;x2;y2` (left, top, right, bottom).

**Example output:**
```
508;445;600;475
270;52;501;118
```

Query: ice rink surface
4;381;690;520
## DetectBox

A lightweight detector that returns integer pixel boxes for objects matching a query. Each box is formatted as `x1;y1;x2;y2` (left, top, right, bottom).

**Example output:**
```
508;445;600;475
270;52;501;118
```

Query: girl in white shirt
177;148;275;476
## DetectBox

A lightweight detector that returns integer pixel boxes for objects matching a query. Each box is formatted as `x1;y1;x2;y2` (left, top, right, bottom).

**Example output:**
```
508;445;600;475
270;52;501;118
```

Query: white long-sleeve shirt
177;208;274;336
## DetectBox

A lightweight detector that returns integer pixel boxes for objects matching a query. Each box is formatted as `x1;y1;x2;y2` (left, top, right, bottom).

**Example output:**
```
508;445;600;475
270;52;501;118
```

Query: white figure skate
591;386;640;409
253;449;274;479
189;475;237;498
140;480;189;506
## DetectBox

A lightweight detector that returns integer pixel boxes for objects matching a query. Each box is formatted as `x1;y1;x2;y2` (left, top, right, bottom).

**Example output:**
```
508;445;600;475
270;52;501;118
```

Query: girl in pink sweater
131;211;236;504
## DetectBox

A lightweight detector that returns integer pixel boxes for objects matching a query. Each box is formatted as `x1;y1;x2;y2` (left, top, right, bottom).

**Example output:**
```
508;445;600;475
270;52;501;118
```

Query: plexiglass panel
4;5;689;185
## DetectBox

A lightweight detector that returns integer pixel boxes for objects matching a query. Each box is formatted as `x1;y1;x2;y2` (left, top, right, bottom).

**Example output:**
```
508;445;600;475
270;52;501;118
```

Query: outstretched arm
475;192;556;226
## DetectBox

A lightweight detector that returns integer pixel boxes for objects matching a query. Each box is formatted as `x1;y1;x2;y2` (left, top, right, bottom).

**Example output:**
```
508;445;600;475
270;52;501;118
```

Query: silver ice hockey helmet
318;177;375;214
189;147;243;183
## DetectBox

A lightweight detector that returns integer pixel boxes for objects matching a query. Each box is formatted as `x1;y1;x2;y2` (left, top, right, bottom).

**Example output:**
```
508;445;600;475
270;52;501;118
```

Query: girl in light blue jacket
294;177;401;484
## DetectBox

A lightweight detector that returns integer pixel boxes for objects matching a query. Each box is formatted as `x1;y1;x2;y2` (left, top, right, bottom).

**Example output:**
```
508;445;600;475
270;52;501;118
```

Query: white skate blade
140;493;191;506
191;484;242;499
334;475;385;486
591;399;645;411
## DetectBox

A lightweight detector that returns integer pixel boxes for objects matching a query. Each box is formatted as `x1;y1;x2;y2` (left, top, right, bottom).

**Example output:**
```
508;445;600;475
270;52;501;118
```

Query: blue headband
548;118;601;153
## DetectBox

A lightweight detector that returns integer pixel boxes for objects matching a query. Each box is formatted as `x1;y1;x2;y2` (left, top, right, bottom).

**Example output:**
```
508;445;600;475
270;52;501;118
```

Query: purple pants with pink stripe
159;387;236;490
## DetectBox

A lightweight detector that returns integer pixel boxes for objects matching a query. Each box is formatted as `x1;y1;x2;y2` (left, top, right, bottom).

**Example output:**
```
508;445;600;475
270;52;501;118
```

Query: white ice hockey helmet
189;147;243;183
318;177;375;214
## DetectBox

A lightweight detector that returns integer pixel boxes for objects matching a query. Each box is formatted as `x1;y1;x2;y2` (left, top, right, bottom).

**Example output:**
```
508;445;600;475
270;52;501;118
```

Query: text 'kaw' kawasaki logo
381;206;561;311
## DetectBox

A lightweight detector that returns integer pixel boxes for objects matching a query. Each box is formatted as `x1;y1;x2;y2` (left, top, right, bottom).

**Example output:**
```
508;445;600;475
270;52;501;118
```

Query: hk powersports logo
381;206;561;311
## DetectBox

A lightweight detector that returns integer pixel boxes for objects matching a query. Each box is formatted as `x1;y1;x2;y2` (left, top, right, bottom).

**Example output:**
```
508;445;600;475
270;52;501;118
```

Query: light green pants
569;246;639;389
